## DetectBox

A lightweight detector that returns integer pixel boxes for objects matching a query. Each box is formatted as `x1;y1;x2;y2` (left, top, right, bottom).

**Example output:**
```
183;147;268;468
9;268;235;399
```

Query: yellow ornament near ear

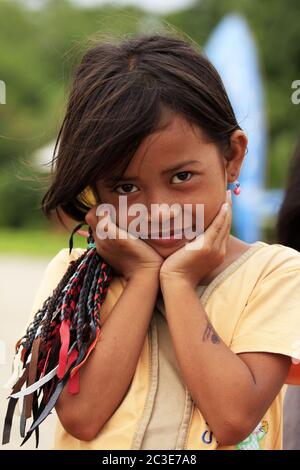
79;187;97;206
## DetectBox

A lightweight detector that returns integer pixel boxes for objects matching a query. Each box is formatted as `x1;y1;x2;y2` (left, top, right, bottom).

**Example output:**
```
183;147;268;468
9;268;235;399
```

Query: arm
160;275;291;447
55;269;160;441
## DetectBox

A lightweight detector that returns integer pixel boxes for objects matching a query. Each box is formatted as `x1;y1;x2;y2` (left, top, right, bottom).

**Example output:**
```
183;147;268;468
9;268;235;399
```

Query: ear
224;130;248;184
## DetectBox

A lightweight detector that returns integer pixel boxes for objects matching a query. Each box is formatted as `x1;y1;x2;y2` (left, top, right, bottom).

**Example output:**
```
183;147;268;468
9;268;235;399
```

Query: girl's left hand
160;190;232;288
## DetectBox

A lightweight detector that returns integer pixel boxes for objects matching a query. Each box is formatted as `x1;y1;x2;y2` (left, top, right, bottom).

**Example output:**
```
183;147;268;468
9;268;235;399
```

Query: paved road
0;254;56;450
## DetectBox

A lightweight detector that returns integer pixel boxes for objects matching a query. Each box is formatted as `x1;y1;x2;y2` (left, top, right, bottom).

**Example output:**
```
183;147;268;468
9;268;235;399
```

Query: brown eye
172;171;192;183
115;184;138;194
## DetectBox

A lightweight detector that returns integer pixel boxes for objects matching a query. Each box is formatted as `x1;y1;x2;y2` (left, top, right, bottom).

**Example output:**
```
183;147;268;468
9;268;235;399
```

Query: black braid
22;306;49;350
3;224;116;448
87;261;101;325
75;250;100;349
21;251;86;351
40;251;87;342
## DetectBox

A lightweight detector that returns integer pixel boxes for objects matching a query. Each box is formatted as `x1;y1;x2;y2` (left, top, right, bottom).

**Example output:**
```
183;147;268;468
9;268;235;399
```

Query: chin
146;238;187;258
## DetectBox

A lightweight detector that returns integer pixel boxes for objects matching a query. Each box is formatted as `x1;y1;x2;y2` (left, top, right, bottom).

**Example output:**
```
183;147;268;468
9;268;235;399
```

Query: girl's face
95;113;240;257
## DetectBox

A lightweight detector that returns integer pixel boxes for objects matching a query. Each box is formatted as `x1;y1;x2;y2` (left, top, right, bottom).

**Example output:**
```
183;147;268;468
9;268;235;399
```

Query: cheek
203;201;220;229
204;184;227;228
192;195;224;230
115;210;147;233
97;194;129;227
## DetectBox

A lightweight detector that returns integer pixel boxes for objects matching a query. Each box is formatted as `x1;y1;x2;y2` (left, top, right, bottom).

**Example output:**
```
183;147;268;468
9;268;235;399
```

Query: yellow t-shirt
17;241;300;450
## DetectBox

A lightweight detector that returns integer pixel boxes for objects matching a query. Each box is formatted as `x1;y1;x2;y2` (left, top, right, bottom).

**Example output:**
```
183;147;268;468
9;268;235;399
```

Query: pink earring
233;180;241;195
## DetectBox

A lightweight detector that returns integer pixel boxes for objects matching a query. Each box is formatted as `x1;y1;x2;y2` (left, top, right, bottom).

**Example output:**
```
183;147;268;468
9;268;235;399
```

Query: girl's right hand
85;206;164;282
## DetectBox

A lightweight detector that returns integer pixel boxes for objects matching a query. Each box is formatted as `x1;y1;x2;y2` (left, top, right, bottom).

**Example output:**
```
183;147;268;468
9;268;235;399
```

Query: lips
156;231;176;237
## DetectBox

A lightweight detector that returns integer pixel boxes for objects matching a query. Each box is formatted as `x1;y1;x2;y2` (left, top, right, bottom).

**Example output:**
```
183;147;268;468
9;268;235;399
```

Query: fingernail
227;189;232;201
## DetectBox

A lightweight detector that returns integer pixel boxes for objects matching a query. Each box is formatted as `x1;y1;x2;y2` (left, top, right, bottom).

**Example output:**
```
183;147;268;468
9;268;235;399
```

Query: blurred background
1;0;300;450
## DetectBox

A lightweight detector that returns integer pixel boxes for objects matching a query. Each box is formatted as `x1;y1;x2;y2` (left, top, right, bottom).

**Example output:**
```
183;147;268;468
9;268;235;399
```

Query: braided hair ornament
2;224;113;447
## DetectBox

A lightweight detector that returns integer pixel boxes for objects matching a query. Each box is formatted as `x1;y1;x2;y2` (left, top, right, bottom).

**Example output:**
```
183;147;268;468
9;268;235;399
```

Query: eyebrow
110;159;202;184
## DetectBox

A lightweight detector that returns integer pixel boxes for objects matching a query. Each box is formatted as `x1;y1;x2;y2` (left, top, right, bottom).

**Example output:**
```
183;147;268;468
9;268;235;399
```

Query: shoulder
37;247;87;297
22;247;87;336
45;247;86;275
49;247;86;263
233;241;300;317
248;241;300;279
46;247;126;307
231;242;300;385
48;248;127;325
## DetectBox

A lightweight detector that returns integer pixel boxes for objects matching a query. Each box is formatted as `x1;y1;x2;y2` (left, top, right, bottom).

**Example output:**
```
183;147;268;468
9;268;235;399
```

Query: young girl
8;32;300;450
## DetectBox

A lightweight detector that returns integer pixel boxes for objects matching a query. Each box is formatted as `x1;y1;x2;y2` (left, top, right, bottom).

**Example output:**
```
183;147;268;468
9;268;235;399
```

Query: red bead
234;187;241;195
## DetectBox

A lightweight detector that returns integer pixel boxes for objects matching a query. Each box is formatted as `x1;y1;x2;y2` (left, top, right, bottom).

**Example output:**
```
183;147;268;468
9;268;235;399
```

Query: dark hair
42;31;242;225
276;135;300;251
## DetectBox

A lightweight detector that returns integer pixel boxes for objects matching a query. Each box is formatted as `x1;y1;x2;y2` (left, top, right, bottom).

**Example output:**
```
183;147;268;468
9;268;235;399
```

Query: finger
85;206;110;243
213;191;232;245
214;202;232;250
85;206;98;230
215;192;232;250
204;202;229;246
95;210;136;242
95;209;114;241
186;204;227;252
187;191;231;251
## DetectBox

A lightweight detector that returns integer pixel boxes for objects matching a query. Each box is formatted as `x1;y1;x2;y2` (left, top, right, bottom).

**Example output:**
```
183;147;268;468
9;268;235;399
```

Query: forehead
128;113;212;170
